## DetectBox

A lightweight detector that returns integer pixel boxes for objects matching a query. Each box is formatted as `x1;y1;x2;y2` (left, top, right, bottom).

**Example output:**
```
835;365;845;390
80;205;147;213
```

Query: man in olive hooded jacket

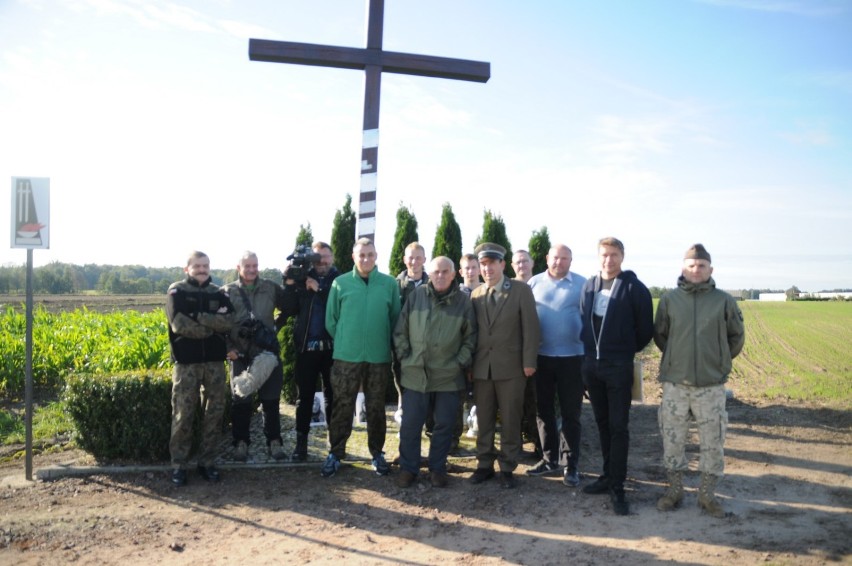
654;243;745;518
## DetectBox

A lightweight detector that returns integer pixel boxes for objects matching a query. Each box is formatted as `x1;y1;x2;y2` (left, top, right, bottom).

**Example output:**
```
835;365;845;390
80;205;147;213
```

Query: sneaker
469;467;495;484
171;468;187;487
526;459;560;477
611;489;630;515
396;470;417;488
430;471;449;488
583;475;610;495
234;440;249;462
499;471;517;489
321;453;341;478
371;452;390;476
563;468;580;487
196;465;220;482
268;439;286;461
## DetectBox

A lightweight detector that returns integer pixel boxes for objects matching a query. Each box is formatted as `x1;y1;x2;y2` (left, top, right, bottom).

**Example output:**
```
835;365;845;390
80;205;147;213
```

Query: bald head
429;256;455;293
547;244;573;279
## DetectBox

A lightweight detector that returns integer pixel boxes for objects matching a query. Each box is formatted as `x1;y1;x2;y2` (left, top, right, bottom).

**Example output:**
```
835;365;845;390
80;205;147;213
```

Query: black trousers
535;355;584;470
230;356;283;445
582;357;634;491
294;349;334;435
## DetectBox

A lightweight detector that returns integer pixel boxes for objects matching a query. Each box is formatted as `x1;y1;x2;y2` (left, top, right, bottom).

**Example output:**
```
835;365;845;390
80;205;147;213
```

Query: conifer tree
295;223;313;247
278;222;318;404
475;209;513;277
389;203;419;276
528;226;551;276
330;194;356;274
432;203;463;278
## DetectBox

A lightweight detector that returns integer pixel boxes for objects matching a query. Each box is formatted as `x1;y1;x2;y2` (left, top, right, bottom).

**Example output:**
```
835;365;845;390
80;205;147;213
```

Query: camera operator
280;241;340;461
224;251;287;462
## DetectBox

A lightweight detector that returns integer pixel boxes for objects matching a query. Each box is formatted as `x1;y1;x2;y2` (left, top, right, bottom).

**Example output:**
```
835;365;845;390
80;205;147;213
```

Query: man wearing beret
469;242;541;489
654;244;745;518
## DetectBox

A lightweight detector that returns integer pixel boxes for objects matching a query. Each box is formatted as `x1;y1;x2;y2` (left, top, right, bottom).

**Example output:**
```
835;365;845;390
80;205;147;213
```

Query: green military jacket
654;276;745;387
393;280;477;393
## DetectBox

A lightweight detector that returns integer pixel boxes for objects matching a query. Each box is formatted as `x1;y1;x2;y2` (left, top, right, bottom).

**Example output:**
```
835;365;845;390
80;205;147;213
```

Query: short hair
550;243;573;256
312;241;332;253
239;250;257;264
186;250;208;266
353;237;374;251
405;241;425;255
460;253;478;264
430;256;454;271
598;237;624;254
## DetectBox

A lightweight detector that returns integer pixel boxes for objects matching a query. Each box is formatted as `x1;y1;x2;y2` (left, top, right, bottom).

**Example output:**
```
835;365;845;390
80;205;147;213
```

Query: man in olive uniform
166;251;235;486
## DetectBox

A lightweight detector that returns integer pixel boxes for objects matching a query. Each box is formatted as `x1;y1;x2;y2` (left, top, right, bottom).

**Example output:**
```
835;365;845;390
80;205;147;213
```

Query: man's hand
523;367;536;378
305;277;319;292
226;349;239;361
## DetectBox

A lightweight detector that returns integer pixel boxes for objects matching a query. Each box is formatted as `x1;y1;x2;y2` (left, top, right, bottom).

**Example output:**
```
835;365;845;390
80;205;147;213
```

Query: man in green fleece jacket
321;238;401;478
654;243;745;518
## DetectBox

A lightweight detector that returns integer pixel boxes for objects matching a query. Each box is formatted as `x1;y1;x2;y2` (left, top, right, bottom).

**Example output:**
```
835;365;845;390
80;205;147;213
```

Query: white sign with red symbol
11;177;50;249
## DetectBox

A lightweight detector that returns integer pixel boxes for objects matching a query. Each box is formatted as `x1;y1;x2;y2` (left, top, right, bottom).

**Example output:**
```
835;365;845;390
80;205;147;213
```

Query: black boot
292;432;308;462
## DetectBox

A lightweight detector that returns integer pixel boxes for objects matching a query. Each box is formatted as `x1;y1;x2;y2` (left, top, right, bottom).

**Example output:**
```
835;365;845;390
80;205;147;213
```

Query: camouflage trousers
658;382;727;475
328;361;390;459
170;361;227;468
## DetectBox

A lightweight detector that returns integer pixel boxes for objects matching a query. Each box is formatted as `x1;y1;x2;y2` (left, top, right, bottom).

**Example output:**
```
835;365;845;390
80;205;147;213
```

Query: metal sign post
11;177;50;481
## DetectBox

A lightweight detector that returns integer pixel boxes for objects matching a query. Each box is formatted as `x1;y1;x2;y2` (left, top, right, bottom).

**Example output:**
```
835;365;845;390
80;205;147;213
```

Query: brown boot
657;470;684;512
698;473;726;518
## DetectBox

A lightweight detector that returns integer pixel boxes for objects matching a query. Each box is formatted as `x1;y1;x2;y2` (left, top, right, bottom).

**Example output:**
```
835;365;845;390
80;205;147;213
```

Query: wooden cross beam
248;0;490;241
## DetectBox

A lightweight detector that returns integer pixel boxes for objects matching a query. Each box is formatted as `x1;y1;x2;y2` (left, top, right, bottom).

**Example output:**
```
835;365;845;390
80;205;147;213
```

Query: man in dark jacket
580;237;653;515
654;244;744;518
281;241;340;461
166;251;235;486
393;256;476;488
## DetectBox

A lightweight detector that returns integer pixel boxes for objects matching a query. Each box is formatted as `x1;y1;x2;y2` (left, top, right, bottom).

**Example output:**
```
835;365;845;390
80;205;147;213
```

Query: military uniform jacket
470;276;541;381
654;276;745;387
166;276;235;364
222;278;285;354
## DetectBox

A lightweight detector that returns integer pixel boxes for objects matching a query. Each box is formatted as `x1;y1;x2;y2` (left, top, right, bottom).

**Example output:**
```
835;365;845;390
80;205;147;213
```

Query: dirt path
2;392;850;566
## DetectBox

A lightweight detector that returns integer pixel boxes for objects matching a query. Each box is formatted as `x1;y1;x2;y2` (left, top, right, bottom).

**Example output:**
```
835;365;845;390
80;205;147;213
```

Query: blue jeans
399;390;460;475
582;357;634;490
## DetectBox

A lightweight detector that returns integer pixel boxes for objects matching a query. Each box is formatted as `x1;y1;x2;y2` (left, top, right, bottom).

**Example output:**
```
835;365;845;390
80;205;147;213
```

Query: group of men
165;236;744;518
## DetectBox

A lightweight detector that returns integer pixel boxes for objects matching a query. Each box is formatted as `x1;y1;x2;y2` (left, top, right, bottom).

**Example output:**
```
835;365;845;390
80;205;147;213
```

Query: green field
731;301;852;405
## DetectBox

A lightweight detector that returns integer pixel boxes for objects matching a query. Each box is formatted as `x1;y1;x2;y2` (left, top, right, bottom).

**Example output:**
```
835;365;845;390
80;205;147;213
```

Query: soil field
0;294;165;314
0;294;850;565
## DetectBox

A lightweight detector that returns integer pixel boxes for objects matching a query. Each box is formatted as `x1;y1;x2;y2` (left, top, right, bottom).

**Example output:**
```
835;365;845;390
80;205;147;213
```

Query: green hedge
64;371;174;462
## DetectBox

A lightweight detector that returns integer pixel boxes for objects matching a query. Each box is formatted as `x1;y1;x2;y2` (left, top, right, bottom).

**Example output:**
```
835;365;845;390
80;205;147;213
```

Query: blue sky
1;0;850;291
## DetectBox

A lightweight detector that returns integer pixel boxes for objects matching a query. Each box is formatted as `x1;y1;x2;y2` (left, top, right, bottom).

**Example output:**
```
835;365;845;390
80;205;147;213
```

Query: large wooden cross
249;0;490;241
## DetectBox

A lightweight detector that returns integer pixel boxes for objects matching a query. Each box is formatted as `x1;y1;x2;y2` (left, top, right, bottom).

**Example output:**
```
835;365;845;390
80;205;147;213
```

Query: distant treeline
1;262;847;297
0;262;283;295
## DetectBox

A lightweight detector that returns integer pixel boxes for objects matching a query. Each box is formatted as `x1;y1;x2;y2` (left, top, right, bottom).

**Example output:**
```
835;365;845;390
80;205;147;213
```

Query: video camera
284;244;322;283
